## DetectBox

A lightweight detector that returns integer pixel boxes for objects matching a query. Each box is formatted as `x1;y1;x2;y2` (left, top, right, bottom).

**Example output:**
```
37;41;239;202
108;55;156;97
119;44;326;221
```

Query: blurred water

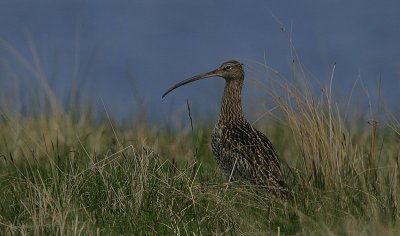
1;0;399;123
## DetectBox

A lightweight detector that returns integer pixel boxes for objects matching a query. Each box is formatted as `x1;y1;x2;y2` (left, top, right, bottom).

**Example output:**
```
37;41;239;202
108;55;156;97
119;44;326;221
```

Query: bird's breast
211;126;223;162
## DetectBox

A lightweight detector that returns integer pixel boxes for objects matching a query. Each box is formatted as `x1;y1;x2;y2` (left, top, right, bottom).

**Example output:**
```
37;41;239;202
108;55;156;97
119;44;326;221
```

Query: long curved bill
162;69;219;98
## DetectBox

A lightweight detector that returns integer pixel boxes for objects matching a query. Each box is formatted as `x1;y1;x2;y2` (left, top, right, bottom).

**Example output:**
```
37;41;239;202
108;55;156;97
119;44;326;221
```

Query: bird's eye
225;65;232;70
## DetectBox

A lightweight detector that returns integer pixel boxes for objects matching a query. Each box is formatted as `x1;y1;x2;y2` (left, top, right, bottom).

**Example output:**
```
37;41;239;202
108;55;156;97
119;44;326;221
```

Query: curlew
162;60;291;198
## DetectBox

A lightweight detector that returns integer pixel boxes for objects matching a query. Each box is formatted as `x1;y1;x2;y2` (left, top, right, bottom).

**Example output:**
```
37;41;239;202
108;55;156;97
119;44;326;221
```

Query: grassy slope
1;96;400;235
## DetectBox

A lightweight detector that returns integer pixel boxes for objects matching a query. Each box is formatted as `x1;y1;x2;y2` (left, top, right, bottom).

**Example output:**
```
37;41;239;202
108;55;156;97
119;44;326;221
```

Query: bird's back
211;121;290;198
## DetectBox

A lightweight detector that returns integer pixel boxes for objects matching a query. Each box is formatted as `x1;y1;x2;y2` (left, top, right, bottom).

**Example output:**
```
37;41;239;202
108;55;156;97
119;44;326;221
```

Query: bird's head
162;60;244;98
214;60;244;80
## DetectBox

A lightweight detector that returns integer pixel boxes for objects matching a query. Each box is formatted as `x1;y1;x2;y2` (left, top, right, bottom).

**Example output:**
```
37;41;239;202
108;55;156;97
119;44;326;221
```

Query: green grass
1;37;400;235
0;108;399;235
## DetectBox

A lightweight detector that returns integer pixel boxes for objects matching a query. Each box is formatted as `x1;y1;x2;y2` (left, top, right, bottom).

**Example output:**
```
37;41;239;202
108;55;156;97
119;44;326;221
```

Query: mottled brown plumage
162;60;290;199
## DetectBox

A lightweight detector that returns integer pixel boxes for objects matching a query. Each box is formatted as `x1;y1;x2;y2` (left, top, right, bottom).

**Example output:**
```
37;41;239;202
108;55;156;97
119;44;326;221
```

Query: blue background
1;1;399;123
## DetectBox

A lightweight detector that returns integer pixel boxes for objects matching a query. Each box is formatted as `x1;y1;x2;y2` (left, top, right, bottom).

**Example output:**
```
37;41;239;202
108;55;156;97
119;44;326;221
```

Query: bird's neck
218;79;245;125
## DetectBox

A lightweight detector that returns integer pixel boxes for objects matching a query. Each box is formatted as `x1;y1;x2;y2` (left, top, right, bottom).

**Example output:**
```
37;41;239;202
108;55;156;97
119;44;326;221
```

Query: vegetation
1;39;400;235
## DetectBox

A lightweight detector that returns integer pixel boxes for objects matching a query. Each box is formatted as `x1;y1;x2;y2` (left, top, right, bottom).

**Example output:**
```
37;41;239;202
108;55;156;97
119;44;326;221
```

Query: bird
162;60;291;199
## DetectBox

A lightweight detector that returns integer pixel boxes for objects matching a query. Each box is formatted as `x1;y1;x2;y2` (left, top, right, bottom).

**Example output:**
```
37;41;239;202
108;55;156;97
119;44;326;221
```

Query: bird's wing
222;123;281;167
220;123;286;186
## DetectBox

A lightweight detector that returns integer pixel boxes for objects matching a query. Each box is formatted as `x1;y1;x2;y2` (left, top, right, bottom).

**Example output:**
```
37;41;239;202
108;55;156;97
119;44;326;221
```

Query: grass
1;36;400;235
